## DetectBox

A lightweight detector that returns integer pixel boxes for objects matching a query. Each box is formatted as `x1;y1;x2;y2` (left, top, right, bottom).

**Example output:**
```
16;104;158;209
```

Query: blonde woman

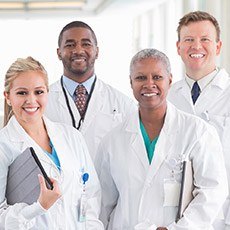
0;57;103;229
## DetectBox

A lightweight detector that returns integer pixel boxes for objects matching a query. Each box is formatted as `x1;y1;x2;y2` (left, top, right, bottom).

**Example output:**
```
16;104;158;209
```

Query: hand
38;174;62;210
157;228;168;230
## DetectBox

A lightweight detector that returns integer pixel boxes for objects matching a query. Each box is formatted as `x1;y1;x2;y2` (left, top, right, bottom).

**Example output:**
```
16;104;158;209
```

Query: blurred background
0;0;229;125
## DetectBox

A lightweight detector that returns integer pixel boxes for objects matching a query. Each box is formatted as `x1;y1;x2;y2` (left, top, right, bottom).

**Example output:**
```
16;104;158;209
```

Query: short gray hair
130;48;171;75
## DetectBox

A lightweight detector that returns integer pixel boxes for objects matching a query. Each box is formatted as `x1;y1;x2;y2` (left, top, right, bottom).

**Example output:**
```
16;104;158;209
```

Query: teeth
24;108;38;112
190;54;204;58
72;57;86;61
143;93;158;97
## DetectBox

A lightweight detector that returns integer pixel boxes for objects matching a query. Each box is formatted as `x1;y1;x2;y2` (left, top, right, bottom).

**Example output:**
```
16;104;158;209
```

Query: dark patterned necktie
191;81;200;104
75;84;88;117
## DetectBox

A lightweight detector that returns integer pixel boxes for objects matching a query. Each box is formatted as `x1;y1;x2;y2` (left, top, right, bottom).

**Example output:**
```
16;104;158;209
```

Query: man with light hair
168;11;230;229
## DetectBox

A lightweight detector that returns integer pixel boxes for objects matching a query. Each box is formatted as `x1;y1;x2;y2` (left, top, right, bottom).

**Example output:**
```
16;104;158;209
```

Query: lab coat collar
148;102;179;178
174;68;229;92
171;80;193;105
51;79;105;132
7;115;63;144
125;102;179;134
6;116;63;175
125;102;179;172
211;68;230;90
81;79;104;131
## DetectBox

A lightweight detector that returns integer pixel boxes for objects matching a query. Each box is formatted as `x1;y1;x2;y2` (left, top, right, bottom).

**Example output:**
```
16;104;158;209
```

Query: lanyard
60;76;97;130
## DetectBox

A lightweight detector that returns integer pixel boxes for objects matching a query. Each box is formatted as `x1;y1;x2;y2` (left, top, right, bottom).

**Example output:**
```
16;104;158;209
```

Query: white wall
1;0;229;119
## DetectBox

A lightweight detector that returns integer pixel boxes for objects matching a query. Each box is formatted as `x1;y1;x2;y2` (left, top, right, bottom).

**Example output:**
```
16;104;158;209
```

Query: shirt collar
185;68;219;91
62;74;96;98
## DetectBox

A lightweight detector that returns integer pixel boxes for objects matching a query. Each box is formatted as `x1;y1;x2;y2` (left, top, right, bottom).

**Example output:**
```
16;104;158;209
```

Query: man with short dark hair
45;21;136;161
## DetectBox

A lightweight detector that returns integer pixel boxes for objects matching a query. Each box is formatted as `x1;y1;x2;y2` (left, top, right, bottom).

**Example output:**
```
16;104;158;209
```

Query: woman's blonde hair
4;56;48;126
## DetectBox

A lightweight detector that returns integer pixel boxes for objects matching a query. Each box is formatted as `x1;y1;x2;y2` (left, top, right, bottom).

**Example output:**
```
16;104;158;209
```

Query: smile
142;93;158;97
189;53;205;58
71;56;86;62
23;107;39;112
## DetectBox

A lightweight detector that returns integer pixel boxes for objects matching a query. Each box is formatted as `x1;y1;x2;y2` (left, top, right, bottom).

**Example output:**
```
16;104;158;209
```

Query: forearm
0;200;46;229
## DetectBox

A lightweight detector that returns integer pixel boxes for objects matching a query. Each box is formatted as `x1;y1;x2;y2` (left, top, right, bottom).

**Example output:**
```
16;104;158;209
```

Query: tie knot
75;84;87;95
191;81;200;104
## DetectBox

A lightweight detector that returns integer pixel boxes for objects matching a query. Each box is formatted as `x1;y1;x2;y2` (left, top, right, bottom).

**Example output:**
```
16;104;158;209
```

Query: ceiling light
0;2;24;9
28;1;86;9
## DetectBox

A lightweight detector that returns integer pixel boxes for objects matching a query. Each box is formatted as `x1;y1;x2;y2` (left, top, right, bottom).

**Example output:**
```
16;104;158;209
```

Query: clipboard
5;147;53;205
176;160;194;222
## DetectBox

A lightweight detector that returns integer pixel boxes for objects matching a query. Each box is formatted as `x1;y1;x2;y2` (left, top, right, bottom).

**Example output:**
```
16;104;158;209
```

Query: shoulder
170;79;186;91
170;103;217;135
49;80;62;92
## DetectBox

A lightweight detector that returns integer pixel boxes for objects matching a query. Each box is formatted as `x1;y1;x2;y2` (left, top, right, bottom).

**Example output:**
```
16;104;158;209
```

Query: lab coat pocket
94;112;122;143
163;179;180;207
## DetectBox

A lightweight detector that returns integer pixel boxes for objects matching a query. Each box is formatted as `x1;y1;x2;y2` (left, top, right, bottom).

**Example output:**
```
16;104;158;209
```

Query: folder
176;160;194;222
5;147;53;205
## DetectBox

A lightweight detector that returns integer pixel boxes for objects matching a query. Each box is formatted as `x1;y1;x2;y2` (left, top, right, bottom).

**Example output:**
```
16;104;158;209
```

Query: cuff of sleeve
20;201;47;220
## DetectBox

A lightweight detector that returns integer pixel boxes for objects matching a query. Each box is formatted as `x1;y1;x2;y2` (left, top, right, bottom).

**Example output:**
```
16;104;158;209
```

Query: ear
95;46;99;59
169;74;173;87
129;76;133;89
4;91;11;106
57;48;62;60
216;40;222;55
176;41;181;55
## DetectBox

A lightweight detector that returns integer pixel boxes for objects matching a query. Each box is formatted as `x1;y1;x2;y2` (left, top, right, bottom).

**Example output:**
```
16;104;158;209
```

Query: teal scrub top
140;120;159;164
44;141;61;171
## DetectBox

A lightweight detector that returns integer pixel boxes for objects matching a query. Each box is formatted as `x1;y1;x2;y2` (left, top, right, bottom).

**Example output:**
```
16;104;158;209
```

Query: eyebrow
14;86;46;90
65;38;92;43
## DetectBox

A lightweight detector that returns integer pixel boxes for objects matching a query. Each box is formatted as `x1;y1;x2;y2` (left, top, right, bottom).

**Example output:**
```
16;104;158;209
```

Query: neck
186;67;216;81
20;118;46;137
20;118;51;152
64;70;94;83
139;105;166;139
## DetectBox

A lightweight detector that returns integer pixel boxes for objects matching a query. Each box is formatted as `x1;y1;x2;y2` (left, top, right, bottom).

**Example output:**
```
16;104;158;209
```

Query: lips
141;92;159;97
23;107;39;112
71;56;86;62
189;53;205;58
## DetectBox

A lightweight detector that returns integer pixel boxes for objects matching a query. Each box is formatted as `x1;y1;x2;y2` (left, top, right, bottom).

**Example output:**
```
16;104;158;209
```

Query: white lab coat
95;102;228;230
0;116;104;230
45;78;136;161
168;68;230;228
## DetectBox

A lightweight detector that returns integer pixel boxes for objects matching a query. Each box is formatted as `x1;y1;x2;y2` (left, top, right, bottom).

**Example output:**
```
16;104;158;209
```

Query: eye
201;37;210;42
153;75;163;80
16;91;27;95
35;90;45;95
184;38;193;42
82;42;92;47
134;75;146;81
65;42;75;48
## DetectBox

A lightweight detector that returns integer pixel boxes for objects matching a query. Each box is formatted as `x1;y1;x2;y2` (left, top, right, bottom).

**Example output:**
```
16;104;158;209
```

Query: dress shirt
185;68;218;91
62;74;96;101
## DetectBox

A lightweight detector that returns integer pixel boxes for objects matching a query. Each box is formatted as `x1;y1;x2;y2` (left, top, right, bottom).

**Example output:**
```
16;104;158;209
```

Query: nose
144;77;157;88
191;39;202;49
72;44;84;54
25;93;36;104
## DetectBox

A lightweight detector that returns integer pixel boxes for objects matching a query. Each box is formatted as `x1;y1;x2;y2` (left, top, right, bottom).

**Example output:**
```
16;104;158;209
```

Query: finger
51;179;61;193
38;174;47;192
